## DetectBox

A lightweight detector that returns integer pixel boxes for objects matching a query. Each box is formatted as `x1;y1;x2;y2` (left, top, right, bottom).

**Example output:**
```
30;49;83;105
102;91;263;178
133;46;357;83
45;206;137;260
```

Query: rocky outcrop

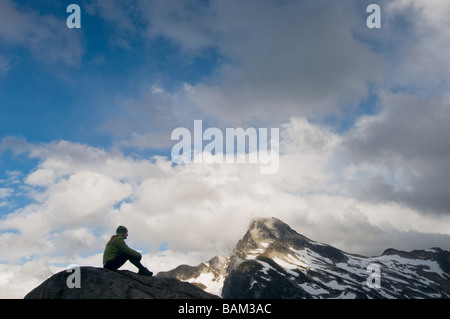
24;266;220;299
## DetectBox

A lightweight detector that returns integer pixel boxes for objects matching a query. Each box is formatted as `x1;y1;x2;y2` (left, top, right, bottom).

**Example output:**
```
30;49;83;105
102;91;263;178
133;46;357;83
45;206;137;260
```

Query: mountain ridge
159;217;450;299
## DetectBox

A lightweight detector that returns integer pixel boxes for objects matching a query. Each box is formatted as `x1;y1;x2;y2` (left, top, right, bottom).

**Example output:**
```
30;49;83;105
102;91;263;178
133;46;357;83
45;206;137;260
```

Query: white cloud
0;188;13;199
25;169;55;187
101;84;203;149
0;259;54;298
2;117;450;297
0;187;13;208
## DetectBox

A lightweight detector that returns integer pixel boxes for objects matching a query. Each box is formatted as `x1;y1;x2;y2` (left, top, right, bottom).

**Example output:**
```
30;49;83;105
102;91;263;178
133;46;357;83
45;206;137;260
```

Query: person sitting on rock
103;226;153;276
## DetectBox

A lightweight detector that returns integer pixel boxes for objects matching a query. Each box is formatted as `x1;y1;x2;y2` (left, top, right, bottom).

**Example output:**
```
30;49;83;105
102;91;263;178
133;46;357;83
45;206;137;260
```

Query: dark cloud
147;0;383;124
345;93;450;215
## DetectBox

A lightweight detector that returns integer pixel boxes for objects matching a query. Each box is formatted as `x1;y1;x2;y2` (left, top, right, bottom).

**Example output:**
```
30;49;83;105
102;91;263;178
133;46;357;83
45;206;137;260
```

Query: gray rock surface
24;266;220;299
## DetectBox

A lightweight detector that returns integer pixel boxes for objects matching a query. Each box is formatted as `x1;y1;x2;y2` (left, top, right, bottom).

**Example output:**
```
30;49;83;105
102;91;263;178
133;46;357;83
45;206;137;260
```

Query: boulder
24;266;220;299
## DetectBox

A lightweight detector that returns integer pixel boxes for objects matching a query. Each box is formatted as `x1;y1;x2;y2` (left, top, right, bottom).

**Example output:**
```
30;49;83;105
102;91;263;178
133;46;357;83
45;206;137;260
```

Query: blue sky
0;0;224;147
1;0;450;298
0;0;380;148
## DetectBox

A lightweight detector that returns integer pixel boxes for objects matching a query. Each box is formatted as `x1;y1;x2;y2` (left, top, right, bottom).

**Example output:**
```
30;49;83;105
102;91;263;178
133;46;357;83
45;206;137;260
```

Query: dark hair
116;226;128;235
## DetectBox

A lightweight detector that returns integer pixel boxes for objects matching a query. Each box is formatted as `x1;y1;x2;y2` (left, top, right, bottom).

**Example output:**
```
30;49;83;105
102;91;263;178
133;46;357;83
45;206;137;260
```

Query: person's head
116;226;128;239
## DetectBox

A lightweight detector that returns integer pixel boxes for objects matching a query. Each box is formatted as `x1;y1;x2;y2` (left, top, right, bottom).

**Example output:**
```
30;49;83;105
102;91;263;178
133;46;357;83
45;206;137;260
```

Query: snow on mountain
157;255;229;296
157;217;450;299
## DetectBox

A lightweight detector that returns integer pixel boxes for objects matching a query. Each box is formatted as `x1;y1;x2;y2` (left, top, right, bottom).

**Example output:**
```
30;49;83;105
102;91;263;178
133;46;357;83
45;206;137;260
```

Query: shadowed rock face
24;266;220;299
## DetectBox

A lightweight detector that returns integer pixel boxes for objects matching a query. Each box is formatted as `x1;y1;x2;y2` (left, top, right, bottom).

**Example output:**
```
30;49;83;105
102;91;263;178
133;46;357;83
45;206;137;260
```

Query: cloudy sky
1;0;450;298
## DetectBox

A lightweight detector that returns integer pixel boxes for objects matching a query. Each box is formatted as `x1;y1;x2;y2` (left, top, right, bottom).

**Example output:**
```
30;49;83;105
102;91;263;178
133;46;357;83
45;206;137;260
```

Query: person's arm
115;237;142;258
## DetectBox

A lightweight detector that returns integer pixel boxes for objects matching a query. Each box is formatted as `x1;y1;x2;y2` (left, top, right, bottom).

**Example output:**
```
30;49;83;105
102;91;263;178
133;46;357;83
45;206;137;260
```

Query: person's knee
129;254;142;263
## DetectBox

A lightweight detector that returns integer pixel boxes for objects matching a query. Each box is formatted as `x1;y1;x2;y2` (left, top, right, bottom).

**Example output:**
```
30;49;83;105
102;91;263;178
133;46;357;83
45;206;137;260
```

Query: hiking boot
138;267;153;277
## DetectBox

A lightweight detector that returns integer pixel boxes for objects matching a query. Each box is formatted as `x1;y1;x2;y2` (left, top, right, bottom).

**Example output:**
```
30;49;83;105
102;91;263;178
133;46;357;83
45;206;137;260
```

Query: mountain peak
243;217;284;245
236;217;316;257
247;217;293;238
249;216;285;228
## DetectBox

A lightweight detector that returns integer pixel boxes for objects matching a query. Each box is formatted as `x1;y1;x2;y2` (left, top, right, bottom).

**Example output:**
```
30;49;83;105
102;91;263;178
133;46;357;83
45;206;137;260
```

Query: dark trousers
104;253;145;271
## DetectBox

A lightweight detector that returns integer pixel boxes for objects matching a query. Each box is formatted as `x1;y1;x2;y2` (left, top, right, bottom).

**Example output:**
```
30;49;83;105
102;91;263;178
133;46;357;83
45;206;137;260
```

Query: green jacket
103;235;141;265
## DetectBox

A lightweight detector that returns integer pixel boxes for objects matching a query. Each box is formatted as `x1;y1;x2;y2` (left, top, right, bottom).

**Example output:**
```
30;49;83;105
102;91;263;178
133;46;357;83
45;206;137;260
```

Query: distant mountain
158;217;450;298
158;255;228;296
